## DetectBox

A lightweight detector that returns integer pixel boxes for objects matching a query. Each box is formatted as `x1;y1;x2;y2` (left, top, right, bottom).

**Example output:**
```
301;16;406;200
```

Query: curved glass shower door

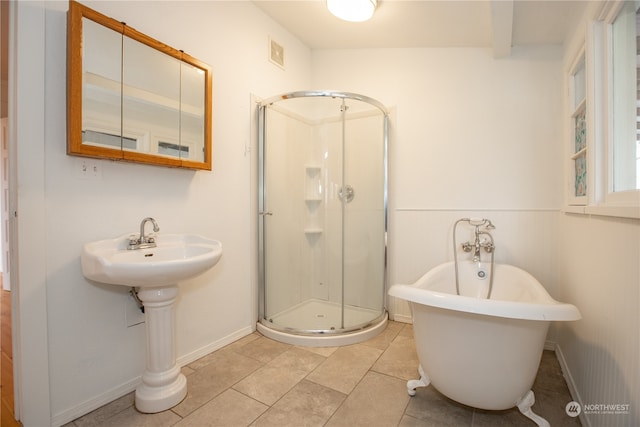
258;92;388;338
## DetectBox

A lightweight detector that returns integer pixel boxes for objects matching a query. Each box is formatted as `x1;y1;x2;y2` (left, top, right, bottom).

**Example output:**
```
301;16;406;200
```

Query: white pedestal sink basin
82;233;222;287
81;233;222;413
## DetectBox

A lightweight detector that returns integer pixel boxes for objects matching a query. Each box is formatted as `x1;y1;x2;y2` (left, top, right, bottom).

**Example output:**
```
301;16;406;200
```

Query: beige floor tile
234;336;292;364
233;347;325;405
472;408;535;426
306;344;383;394
398;414;430;427
296;345;338;357
172;349;263;417
533;350;570;392
360;320;404;350
325;371;410;427
80;406;180;427
528;388;582;427
222;332;263;352
397;323;414;338
404;385;474;426
252;380;346;427
181;365;196;377
372;334;420;381
72;392;135;427
175;389;268;427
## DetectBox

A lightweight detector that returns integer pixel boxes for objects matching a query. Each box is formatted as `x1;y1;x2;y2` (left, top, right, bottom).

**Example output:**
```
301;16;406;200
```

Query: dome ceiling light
327;0;377;22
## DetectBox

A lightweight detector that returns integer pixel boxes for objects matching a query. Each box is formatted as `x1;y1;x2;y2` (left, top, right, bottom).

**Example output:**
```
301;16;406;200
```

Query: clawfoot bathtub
389;261;580;427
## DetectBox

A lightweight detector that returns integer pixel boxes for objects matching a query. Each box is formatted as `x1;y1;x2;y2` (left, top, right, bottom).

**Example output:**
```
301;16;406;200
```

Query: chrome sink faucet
128;217;160;250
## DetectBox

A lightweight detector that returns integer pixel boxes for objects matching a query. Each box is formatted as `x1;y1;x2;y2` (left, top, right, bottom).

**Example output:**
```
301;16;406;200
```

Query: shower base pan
257;299;388;347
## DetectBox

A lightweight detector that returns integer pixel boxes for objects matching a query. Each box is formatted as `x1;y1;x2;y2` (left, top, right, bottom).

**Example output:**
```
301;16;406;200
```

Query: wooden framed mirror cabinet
67;0;213;170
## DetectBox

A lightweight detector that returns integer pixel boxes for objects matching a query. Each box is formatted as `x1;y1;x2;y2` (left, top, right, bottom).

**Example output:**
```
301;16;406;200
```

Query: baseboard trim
553;343;590;427
51;325;255;427
51;377;141;427
390;313;412;324
177;325;254;367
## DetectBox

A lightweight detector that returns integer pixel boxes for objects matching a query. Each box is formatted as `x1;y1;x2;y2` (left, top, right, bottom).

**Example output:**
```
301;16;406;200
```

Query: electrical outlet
126;292;145;327
75;158;102;180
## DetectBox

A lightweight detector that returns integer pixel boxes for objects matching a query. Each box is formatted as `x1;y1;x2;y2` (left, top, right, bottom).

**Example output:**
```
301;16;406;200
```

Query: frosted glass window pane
575;105;586;153
573;58;586;107
575;153;587;197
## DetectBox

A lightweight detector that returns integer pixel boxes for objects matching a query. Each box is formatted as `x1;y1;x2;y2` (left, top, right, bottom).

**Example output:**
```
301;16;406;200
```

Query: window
569;52;588;205
609;1;639;193
565;1;640;218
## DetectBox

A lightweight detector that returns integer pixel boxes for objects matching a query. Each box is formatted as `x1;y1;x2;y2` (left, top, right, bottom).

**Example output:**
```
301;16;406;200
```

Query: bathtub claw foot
517;390;549;427
407;365;430;396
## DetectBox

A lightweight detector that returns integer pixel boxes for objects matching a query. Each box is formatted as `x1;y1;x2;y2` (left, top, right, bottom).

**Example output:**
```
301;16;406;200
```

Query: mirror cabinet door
181;61;207;165
82;18;123;154
122;33;182;166
67;0;212;170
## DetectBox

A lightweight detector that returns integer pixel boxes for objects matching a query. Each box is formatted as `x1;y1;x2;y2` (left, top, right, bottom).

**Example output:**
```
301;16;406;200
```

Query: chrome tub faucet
460;219;495;262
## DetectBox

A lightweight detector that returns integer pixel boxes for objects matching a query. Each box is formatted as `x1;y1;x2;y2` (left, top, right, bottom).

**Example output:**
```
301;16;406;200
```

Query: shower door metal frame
257;90;389;336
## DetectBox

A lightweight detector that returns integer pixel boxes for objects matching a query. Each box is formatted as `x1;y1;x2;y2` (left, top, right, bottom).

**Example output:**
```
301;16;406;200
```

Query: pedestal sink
81;233;222;413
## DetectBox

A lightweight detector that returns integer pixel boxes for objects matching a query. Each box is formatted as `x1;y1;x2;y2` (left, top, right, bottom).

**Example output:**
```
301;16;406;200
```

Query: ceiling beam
490;0;514;58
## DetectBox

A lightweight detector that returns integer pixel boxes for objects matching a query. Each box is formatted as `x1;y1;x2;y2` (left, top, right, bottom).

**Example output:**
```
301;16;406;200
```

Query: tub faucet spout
473;244;481;263
468;225;494;262
472;225;483;262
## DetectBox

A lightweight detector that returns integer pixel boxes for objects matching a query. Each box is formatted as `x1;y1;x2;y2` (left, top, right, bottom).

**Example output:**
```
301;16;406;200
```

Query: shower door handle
338;185;355;203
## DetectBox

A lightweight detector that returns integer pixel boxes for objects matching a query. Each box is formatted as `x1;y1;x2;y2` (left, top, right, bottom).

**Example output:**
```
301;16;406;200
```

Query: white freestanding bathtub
389;261;581;427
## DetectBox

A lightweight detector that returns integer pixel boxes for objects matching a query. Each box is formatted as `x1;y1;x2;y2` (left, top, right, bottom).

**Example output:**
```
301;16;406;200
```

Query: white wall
555;3;640;426
557;214;639;427
311;46;565;322
13;1;312;424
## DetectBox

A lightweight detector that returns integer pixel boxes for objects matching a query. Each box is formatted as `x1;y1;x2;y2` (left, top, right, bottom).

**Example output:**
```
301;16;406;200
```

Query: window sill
563;204;640;219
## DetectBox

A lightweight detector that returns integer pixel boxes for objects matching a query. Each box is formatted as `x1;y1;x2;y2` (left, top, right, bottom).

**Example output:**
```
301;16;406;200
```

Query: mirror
67;0;212;170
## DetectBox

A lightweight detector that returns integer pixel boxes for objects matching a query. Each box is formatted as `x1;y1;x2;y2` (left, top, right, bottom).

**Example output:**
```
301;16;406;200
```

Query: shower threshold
257;299;388;347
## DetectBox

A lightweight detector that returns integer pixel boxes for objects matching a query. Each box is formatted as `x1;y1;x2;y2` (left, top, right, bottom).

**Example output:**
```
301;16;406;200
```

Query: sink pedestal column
135;285;187;413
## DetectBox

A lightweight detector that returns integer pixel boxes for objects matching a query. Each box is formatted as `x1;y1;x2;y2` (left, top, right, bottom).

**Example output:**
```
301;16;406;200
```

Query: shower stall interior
257;91;389;346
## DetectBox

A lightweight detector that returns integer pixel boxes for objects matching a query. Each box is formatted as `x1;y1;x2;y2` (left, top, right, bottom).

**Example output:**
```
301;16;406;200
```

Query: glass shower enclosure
257;91;389;346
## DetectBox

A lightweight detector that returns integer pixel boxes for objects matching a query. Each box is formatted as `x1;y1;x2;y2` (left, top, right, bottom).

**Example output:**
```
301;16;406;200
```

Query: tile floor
67;321;581;427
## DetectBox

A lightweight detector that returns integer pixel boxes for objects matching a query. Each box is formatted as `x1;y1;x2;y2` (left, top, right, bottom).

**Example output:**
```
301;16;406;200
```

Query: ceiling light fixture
327;0;377;22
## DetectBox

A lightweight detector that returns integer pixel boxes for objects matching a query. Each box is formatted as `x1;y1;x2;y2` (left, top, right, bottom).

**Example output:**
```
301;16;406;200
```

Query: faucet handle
127;234;140;249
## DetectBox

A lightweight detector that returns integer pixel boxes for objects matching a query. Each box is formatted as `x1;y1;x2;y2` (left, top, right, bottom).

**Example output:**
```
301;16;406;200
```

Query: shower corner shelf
304;165;323;203
304;228;323;234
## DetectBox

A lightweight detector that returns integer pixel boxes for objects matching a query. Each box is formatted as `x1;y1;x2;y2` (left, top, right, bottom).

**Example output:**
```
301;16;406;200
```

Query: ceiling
252;0;587;56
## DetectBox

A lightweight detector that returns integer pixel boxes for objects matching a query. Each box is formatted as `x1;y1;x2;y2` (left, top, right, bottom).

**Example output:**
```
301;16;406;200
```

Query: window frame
564;0;640;219
567;47;588;207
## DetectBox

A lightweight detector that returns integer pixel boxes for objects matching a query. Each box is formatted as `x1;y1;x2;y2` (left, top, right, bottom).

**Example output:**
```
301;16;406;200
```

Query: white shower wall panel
342;209;386;310
264;108;312;316
322;113;385;311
